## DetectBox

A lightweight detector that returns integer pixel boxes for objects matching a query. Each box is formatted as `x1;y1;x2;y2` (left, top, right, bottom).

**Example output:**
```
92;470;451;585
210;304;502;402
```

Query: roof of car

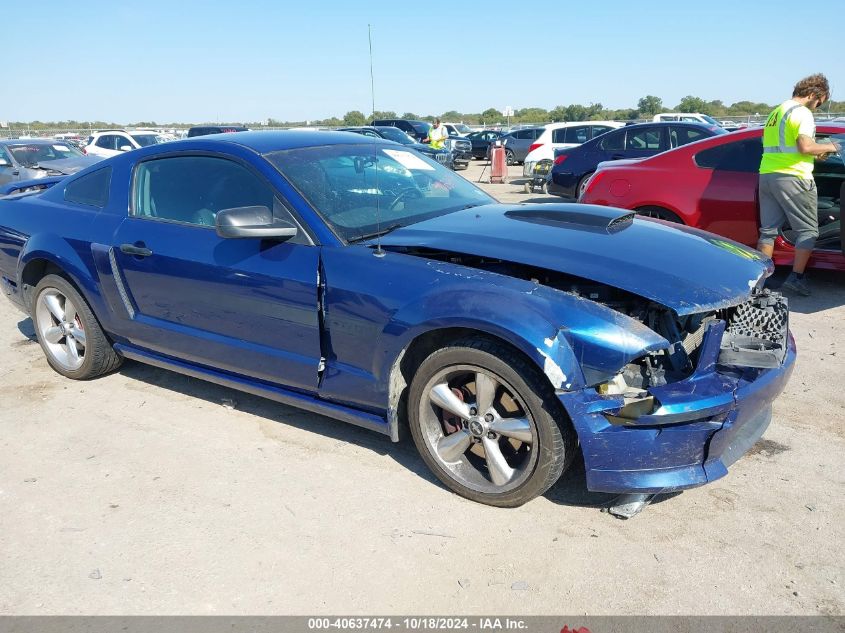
0;138;70;145
175;130;387;153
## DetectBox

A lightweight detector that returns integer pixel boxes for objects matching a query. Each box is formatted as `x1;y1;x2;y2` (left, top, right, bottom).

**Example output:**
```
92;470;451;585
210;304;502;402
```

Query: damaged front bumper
557;316;796;494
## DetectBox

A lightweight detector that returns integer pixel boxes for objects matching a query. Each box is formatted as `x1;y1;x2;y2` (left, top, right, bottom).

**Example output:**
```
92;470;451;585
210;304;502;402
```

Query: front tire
32;274;122;380
408;338;576;507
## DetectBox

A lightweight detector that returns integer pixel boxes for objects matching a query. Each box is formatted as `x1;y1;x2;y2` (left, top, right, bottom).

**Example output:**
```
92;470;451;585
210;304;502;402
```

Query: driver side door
110;153;323;392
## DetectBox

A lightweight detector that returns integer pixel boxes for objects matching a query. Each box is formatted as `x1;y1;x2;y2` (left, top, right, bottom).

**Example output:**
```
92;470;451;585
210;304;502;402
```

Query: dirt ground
0;159;843;615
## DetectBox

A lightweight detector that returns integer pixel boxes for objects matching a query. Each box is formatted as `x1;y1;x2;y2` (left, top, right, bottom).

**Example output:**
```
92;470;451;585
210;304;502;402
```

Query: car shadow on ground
118;360;643;513
543;452;682;513
14;316;685;516
119;356;685;515
767;267;845;314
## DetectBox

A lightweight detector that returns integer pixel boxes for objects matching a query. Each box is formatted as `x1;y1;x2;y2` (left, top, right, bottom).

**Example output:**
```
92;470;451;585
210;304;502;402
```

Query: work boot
782;272;811;296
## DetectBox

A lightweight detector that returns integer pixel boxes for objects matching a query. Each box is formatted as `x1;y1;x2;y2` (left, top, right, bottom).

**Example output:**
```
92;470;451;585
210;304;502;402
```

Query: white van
652;113;721;126
522;120;623;177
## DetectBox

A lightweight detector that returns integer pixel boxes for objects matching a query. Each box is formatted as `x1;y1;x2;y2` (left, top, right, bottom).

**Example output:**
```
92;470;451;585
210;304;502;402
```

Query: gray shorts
758;173;818;250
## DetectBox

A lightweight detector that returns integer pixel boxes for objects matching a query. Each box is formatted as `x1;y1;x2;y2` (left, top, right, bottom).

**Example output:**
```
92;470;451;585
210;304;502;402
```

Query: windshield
376;127;416;145
6;142;83;167
701;115;719;126
451;123;472;134
265;143;494;242
131;134;160;147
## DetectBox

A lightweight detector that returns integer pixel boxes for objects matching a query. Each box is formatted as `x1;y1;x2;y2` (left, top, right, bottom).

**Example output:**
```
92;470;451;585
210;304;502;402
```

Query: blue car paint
0;131;795;495
560;328;796;493
375;203;771;315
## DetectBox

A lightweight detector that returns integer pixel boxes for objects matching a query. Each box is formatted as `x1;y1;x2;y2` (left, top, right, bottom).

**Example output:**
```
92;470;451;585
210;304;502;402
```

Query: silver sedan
0;139;102;187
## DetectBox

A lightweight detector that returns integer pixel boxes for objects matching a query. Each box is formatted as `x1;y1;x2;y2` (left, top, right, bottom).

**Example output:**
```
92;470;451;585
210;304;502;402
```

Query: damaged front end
558;288;794;494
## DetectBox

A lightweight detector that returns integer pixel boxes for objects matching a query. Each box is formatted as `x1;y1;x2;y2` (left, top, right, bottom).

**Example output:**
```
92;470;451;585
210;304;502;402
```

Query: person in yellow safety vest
425;118;449;150
758;73;838;296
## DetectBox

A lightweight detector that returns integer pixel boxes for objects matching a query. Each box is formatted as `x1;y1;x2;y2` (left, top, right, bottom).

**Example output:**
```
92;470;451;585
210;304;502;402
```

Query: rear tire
505;149;515;166
32;274;122;380
408;337;577;507
577;172;594;200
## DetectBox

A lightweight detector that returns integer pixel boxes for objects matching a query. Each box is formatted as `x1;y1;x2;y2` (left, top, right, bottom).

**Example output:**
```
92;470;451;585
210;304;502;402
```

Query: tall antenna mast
368;24;376;122
369;23;385;258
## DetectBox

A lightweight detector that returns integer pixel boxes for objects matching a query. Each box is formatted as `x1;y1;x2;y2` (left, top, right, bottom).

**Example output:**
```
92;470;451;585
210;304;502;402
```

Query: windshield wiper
347;223;403;244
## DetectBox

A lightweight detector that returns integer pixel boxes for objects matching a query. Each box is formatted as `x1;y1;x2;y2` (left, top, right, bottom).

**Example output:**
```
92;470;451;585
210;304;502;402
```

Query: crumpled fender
375;264;668;392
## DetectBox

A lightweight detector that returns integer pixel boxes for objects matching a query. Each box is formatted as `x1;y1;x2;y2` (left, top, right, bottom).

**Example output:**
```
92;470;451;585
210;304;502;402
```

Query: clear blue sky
5;0;841;123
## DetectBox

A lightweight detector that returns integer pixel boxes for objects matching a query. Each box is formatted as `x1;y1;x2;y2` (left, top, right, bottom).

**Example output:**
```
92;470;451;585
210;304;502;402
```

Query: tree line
6;95;845;130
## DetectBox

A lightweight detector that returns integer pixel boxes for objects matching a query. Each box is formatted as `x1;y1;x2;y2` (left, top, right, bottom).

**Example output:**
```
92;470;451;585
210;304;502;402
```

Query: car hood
378;204;771;315
32;155;101;174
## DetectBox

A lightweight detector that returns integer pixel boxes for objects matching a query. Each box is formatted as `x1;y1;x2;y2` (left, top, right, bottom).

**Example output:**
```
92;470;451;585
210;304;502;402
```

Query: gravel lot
0;159;843;615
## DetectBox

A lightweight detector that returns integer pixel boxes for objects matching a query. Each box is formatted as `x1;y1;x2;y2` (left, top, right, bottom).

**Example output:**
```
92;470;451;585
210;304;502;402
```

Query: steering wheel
388;187;423;211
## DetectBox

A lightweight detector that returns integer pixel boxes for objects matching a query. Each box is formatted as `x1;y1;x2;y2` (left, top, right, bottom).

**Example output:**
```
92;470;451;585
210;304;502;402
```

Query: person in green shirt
758;73;836;296
425;118;449;150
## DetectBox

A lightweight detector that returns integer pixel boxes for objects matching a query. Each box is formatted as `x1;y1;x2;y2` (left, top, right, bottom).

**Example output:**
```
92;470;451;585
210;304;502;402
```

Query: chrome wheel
577;173;593;199
417;365;538;494
35;288;86;371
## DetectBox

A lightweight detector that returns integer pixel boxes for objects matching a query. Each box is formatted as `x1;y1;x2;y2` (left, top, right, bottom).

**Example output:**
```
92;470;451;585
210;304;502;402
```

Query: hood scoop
505;204;634;234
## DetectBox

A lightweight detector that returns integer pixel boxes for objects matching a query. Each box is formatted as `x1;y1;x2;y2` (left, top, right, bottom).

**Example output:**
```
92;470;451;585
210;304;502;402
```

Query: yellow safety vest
429;125;446;150
759;100;815;178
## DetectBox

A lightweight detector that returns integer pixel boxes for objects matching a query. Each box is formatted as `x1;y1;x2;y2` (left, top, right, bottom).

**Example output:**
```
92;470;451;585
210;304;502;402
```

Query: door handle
120;243;153;257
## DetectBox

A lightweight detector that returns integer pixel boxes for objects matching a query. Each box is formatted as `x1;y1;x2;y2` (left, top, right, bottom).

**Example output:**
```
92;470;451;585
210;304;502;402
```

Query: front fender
376;267;668;392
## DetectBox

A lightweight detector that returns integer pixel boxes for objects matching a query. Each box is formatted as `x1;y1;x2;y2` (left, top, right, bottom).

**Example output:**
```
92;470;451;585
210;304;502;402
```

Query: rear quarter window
64;166;112;208
694;138;763;172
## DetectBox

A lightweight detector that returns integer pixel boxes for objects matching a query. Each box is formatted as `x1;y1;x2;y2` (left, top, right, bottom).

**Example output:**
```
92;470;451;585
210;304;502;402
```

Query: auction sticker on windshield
383;149;435;171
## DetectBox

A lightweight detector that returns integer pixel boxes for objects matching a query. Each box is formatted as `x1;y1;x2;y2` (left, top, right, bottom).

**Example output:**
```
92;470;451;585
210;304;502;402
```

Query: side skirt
114;343;391;438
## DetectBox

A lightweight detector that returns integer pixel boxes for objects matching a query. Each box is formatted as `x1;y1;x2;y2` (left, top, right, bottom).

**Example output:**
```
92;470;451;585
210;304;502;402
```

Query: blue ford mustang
0;131;794;508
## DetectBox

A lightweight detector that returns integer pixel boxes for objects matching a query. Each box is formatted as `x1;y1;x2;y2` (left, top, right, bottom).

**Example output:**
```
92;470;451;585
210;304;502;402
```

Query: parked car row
548;122;727;198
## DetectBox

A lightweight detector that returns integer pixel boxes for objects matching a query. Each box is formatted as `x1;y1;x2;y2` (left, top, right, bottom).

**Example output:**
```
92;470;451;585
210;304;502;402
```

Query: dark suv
372;118;472;170
371;119;431;142
187;125;249;137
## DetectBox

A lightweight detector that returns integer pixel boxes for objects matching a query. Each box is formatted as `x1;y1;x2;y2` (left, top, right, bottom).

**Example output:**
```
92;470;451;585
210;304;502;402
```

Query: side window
564;126;590;144
551;128;567;143
533;128;544;139
694;138;763;172
116;135;133;150
626;127;662;150
95;135;113;149
64;166;112;208
590;126;613;138
0;146;12;165
513;130;530;140
670;126;708;148
133;156;275;227
598;130;625;151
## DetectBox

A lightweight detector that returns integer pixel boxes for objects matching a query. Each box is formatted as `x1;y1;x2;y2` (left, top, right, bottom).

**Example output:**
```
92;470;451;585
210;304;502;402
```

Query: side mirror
216;205;298;240
119;145;133;152
0;158;10;167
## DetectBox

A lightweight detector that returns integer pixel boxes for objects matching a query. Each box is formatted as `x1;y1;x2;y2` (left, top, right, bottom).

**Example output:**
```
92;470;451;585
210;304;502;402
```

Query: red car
580;125;845;270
